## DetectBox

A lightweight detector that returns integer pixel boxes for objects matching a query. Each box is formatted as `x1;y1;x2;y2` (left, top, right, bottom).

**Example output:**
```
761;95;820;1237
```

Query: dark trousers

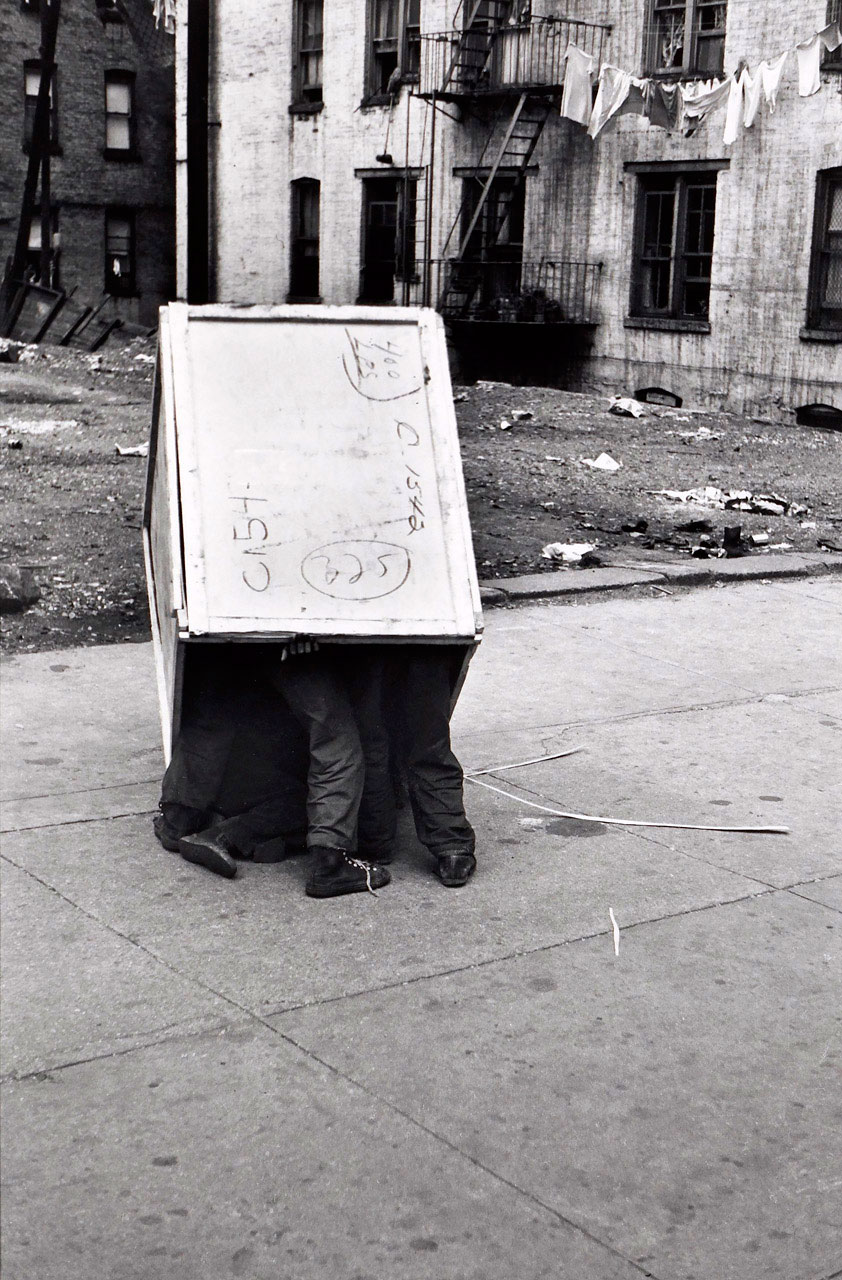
266;646;396;858
387;646;476;857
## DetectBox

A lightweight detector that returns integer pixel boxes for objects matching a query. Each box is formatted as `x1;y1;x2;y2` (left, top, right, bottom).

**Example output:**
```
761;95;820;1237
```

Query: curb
479;552;842;607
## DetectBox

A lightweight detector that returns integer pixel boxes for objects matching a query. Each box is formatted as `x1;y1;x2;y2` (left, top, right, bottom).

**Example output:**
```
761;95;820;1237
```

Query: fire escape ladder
439;0;516;95
437;92;551;317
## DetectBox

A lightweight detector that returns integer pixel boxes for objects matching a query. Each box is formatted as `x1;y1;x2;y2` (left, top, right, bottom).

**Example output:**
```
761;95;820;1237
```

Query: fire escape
415;1;610;326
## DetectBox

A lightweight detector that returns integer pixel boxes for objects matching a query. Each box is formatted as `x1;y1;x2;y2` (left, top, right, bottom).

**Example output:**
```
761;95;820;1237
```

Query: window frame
291;0;324;111
104;70;139;160
104;208;137;297
23;59;59;153
824;0;842;69
288;178;321;302
365;0;421;101
357;172;419;303
805;167;842;339
627;161;727;331
643;0;727;79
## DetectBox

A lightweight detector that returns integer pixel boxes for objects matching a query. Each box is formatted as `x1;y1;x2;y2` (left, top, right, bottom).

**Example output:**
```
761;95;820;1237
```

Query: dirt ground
1;339;841;654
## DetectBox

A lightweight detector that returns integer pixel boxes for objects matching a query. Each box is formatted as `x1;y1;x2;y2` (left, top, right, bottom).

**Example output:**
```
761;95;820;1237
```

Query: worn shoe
435;852;477;888
153;812;181;852
306;846;391;898
179;830;238;879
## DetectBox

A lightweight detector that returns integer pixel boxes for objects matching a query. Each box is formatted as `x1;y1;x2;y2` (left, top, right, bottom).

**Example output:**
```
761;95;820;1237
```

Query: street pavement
1;577;841;1280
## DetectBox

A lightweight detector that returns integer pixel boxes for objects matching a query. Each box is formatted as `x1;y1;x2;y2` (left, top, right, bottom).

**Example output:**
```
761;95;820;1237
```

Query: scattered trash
510;409;533;421
544;455;564;463
0;419;78;436
750;532;770;546
621;517;648;533
678;425;720;441
653;486;806;516
581;452;622;472
7;439;23;450
800;521;817;529
818;537;842;552
676;518;714;533
541;541;600;565
0;564;41;614
768;542;793;550
540;501;557;511
115;442;149;457
608;395;645;418
475;379;511;390
133;353;156;364
499;418;512;431
608;907;620;957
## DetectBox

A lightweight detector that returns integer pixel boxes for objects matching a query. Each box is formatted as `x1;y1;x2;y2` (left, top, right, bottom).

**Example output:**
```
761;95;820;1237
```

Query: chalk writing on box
230;492;272;592
301;541;411;601
342;329;422;402
395;419;425;534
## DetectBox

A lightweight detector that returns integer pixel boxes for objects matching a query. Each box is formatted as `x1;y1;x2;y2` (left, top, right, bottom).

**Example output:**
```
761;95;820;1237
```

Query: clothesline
560;19;841;144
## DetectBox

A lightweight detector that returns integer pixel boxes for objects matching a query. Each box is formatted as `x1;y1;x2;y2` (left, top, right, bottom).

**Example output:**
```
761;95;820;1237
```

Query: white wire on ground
467;747;585;777
465;775;790;835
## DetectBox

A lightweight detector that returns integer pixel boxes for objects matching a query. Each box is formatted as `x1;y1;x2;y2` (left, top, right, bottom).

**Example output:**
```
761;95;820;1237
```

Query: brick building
0;0;176;329
175;0;841;414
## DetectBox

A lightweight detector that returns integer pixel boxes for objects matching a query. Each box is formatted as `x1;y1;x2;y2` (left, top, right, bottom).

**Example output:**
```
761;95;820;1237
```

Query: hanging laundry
647;81;682;132
561;45;596;126
152;0;176;32
587;65;635;137
796;21;842;96
680;77;733;135
758;50;789;111
723;68;747;144
741;65;764;127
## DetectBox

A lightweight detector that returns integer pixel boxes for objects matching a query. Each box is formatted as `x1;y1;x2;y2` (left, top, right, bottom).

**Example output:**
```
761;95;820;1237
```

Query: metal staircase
437;91;552;316
438;0;517;96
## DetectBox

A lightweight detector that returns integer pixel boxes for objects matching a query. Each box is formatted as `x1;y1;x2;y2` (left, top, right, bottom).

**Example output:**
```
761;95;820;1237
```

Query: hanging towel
758;50;789;111
647;81;682;131
561;45;597;126
796;22;842;96
152;0;176;32
587;66;634;137
741;65;764;127
680;77;732;135
723;68;749;144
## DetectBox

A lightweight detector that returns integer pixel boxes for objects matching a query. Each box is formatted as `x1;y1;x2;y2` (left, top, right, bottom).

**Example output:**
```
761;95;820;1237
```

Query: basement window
105;209;136;296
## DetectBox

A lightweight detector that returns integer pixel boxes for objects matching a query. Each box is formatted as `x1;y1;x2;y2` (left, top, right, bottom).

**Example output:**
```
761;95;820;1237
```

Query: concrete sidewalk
2;577;841;1280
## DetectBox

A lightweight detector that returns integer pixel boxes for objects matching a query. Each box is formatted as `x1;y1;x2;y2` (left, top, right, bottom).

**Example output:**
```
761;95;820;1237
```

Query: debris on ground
0;564;41;613
581;452;622;472
608;396;645;418
750;532;770;546
653;486;807;516
511;409;533;421
115;442;149;457
499;418;512;431
541;541;600;565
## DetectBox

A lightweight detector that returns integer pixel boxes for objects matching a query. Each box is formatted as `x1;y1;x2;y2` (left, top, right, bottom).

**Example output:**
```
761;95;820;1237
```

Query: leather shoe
306;847;390;898
435;852;477;887
179;831;238;879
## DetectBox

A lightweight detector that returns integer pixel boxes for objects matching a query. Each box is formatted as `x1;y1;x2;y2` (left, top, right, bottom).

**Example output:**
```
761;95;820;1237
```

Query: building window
294;0;323;105
23;60;58;150
825;0;842;68
359;176;417;302
105;210;136;296
807;168;842;334
95;0;124;22
645;0;726;77
631;169;720;323
24;208;59;287
289;179;320;300
105;72;136;157
367;0;421;97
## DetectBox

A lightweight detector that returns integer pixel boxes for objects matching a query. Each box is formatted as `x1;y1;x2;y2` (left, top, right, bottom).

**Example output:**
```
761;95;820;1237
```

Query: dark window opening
294;0;323;104
368;0;421;96
631;171;718;321
459;175;525;306
824;0;842;67
645;0;726;77
289;179;321;300
105;71;137;156
105;210;136;296
96;0;124;22
807;168;842;334
24;207;60;288
359;176;417;302
23;60;58;151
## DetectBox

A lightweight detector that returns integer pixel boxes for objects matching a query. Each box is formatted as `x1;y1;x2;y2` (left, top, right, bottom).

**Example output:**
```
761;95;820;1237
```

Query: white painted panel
166;303;482;641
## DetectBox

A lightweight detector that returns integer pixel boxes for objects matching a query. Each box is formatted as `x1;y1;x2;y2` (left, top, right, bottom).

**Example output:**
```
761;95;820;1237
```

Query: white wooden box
143;303;483;758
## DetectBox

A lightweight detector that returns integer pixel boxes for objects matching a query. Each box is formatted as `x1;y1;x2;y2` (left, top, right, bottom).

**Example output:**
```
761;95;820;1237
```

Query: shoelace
342;851;379;896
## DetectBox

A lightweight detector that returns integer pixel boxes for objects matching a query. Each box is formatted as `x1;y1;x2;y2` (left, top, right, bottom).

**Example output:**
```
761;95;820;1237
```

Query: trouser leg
391;647;475;857
343;647;397;861
267;655;364;852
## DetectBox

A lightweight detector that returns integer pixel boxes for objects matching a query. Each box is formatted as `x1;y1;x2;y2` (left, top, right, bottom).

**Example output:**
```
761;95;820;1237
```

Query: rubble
0;565;41;613
114;443;149;457
652;486;807;517
541;541;600;565
581;452;622;472
608;396;645;418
